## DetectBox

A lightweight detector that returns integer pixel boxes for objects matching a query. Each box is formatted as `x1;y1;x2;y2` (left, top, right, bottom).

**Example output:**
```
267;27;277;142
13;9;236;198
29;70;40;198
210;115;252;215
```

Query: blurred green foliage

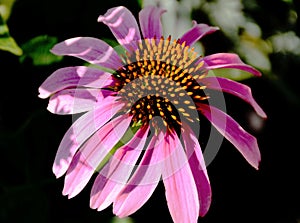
19;35;63;66
0;13;22;55
0;0;300;223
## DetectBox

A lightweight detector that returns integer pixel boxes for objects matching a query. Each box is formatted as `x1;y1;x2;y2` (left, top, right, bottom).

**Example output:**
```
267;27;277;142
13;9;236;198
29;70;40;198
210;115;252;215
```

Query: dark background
1;0;300;222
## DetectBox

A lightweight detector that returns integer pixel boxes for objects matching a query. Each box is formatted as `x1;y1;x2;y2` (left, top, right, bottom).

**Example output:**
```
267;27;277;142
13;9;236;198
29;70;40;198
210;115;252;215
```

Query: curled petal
199;104;261;169
113;131;165;217
179;21;219;46
203;53;261;76
38;66;117;99
162;131;199;223
63;114;132;198
51;37;122;70
90;125;150;211
182;122;211;216
98;6;141;51
201;77;267;118
139;6;166;39
48;89;115;115
52;98;124;178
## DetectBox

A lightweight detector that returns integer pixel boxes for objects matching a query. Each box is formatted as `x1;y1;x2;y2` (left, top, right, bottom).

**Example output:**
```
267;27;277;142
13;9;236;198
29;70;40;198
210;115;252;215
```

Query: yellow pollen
183;112;190;117
193;95;202;99
174;87;182;93
181;78;187;84
186;81;193;86
188;68;195;73
178;108;185;112
195;61;204;71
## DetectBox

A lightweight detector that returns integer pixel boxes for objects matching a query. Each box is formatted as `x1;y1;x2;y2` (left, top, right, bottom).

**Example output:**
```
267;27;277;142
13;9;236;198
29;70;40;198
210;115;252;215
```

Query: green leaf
137;0;143;7
208;69;253;81
0;14;22;55
111;216;135;223
0;0;16;21
19;35;63;66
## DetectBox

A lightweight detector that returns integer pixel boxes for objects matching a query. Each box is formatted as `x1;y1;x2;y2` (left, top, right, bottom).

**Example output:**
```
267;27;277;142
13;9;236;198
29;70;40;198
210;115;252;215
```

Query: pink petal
47;89;115;115
38;66;117;99
90;125;150;211
202;53;262;76
182;122;211;216
162;131;200;223
62;151;94;198
63;114;132;198
51;37;122;70
179;21;219;46
52;97;124;178
113;131;165;217
98;6;141;51
199;104;261;169
139;6;166;39
201;77;267;118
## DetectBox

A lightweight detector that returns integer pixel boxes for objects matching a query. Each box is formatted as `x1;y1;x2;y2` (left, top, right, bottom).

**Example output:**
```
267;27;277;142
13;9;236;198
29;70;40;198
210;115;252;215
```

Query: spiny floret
115;36;210;129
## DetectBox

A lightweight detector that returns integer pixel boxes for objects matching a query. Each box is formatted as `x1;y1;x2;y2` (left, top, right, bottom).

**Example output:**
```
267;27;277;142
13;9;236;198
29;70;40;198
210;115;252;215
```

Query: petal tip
97;15;104;23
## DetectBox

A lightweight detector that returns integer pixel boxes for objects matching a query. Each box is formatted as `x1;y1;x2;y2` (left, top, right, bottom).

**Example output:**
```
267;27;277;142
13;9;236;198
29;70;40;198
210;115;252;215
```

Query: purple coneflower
39;5;266;223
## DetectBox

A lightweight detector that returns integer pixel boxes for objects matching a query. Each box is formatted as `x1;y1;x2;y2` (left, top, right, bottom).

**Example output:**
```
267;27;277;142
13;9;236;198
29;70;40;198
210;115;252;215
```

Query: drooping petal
48;89;115;115
90;125;150;211
162;131;200;223
52;97;124;178
139;6;166;39
182;122;211;216
200;77;267;118
199;104;261;169
113;131;165;217
51;37;123;70
202;53;261;76
38;66;117;99
179;21;219;47
63;114;132;198
98;6;141;51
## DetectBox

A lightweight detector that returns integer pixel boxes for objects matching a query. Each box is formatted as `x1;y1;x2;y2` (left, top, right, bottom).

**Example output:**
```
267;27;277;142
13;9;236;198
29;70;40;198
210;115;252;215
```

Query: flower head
39;5;266;223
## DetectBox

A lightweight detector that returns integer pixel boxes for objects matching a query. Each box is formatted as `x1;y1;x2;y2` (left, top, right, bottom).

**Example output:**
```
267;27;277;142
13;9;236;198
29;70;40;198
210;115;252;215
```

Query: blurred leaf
208;69;253;81
111;216;134;223
0;14;22;55
237;31;272;72
0;0;16;21
102;38;127;56
20;35;63;66
137;0;143;7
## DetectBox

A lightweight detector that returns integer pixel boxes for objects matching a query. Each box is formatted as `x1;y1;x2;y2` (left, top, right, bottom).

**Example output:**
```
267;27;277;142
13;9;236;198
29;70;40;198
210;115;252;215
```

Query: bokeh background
1;0;300;222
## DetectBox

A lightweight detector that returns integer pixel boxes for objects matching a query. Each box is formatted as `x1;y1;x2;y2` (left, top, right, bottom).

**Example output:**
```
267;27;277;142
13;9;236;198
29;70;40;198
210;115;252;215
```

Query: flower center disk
114;36;209;130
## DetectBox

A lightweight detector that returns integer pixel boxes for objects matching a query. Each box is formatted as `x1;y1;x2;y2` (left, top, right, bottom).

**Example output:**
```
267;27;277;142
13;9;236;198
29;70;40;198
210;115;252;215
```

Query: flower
38;5;267;223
